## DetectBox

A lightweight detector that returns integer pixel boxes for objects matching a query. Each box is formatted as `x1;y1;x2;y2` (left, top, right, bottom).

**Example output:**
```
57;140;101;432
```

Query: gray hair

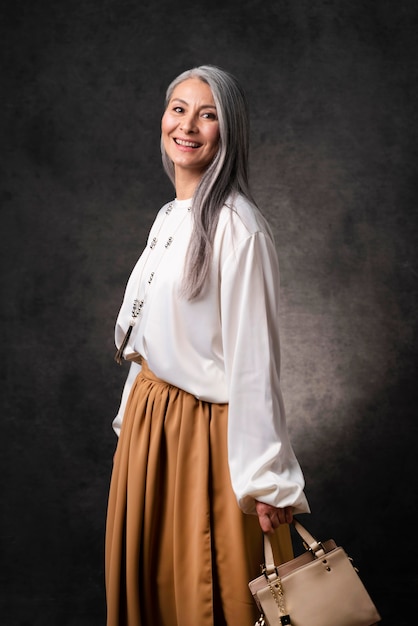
161;65;257;299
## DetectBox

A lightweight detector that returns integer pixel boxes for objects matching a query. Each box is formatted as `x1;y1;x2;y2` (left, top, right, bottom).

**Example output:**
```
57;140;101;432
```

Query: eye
172;106;184;114
202;111;217;120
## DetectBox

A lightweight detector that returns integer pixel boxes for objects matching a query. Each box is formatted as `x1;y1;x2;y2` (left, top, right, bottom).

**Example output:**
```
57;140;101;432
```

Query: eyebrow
170;97;217;109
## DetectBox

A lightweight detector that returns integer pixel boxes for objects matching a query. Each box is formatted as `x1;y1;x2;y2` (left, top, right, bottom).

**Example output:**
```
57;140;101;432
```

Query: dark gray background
1;1;417;624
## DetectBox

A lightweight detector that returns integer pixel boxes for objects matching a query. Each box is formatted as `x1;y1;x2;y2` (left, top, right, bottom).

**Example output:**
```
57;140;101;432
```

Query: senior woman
105;65;310;626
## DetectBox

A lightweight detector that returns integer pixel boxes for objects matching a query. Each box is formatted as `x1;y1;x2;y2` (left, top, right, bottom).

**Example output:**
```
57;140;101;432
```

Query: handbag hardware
261;562;290;626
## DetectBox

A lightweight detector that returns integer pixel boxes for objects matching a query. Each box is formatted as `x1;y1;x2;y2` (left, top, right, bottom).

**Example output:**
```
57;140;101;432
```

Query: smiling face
161;78;220;189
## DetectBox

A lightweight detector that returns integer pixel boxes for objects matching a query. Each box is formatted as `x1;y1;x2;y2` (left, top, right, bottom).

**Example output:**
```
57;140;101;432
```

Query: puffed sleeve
221;231;310;515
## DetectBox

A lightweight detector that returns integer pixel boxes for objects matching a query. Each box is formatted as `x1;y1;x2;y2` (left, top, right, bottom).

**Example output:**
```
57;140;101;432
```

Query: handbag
249;518;381;626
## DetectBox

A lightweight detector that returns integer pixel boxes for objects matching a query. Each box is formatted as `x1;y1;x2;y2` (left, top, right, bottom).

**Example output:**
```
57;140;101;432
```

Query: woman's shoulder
219;192;272;239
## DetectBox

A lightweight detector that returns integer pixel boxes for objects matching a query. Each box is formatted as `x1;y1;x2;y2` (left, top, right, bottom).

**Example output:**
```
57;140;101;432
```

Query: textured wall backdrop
1;1;417;624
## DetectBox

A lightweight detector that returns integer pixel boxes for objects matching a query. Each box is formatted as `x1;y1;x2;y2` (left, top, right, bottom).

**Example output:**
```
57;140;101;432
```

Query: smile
174;138;201;148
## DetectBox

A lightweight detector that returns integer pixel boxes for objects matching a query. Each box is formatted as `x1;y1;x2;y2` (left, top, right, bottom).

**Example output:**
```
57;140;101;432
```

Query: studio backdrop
1;1;417;624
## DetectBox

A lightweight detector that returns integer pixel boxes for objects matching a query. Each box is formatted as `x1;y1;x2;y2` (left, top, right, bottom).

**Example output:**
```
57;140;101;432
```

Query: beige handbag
249;519;381;626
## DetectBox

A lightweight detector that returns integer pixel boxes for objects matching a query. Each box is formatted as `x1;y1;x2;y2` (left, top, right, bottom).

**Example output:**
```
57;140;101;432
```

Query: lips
174;138;201;148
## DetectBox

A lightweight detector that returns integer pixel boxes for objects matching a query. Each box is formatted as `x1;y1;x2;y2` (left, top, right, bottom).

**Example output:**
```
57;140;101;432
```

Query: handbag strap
263;518;325;574
292;519;326;557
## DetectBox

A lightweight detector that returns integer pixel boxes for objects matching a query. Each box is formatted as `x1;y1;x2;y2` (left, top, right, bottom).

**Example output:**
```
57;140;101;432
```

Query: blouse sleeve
112;360;142;436
221;231;310;515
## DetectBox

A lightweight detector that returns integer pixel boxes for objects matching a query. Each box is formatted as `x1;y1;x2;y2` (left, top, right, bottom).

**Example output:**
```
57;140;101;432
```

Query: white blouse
113;194;310;516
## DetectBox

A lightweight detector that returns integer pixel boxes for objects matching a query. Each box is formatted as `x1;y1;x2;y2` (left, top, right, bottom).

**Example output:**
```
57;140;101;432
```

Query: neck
174;168;203;200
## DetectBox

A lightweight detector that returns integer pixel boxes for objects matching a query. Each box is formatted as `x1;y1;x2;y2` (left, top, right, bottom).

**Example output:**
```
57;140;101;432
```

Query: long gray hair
161;65;257;299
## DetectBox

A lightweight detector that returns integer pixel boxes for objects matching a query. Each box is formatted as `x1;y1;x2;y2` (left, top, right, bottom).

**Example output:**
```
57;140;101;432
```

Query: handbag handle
263;518;326;574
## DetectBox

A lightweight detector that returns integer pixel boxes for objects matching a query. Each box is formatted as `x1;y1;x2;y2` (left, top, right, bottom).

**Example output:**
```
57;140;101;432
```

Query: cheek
161;115;168;137
161;116;173;151
208;127;220;152
161;112;174;137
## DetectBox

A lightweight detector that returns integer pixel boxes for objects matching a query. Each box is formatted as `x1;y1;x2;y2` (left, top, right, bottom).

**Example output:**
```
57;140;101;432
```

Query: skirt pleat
105;359;294;626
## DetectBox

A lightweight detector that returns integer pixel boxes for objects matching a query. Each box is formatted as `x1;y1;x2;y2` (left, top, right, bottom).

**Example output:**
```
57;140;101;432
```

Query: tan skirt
105;359;294;626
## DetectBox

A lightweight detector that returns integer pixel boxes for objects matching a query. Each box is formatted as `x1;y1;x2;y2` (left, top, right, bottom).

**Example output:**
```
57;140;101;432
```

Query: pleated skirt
105;359;294;626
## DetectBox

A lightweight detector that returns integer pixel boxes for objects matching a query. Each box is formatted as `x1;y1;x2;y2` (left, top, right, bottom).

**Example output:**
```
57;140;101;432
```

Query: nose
180;113;197;134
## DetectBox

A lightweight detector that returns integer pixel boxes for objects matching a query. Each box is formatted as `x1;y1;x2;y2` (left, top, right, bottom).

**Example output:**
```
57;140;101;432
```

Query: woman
105;65;310;626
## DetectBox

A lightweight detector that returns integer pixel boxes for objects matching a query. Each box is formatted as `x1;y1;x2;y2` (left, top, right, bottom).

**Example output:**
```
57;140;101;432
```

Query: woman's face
161;78;220;180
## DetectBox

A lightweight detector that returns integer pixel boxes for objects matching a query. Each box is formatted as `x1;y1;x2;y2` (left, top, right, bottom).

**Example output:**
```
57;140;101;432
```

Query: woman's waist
125;351;228;403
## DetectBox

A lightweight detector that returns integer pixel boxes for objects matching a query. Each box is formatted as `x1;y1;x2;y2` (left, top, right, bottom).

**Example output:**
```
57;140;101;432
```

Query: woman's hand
255;501;293;533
